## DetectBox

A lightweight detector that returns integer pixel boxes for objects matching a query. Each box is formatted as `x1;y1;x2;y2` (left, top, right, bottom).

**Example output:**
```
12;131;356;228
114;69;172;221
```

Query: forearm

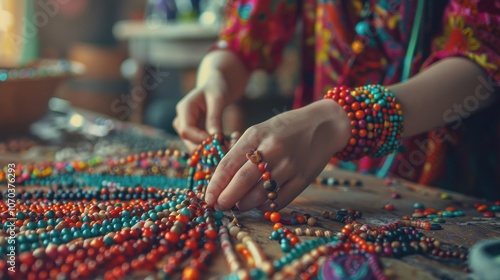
197;50;251;102
390;57;497;137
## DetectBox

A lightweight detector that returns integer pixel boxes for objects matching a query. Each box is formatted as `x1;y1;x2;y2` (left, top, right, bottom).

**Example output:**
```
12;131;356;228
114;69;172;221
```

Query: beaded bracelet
324;84;404;161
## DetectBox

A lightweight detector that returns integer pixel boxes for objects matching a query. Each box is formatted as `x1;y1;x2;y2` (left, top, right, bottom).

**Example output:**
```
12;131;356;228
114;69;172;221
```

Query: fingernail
205;192;215;204
214;203;226;211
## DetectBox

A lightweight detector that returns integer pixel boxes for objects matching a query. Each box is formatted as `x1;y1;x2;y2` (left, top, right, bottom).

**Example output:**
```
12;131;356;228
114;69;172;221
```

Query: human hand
173;70;228;151
204;99;350;211
173;51;250;151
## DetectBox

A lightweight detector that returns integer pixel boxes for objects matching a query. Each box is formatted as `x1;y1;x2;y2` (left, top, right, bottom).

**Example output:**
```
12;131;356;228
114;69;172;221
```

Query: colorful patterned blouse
213;0;500;199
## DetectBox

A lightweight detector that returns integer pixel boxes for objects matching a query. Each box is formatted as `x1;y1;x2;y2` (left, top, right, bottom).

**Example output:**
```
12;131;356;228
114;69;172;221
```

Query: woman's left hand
204;99;350;211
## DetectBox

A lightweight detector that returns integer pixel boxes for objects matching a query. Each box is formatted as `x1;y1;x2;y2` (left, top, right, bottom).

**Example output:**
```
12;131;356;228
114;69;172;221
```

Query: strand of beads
315;177;363;187
246;150;279;211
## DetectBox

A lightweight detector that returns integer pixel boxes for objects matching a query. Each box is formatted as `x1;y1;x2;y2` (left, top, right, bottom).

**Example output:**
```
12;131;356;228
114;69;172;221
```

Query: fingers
173;116;209;147
236;159;293;211
205;128;261;208
215;160;262;210
205;93;224;135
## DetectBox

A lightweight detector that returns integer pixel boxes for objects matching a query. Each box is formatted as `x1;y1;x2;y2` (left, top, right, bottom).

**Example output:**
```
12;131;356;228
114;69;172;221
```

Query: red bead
258;162;267;172
205;229;217;239
165;232;179;243
384;203;395;211
262;172;271;181
483;211;494;218
185;239;199;251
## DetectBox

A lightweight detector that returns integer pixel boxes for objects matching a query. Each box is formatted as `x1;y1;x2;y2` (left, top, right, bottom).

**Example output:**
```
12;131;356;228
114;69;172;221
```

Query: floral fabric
213;0;500;199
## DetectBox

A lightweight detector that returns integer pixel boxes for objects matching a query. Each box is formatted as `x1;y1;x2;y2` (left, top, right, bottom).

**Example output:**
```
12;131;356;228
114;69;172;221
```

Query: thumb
205;92;225;135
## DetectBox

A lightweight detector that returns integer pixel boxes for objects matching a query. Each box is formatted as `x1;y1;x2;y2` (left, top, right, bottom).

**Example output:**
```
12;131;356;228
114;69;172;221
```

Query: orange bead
262;172;271;181
193;171;205;181
182;267;200;280
477;205;488;212
385;203;395;211
355;110;365;119
273;223;284;231
445;206;456;212
270;212;281;223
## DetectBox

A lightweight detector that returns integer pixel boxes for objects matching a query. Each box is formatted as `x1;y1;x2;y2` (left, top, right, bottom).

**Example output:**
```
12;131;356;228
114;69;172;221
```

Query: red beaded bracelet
324;84;404;161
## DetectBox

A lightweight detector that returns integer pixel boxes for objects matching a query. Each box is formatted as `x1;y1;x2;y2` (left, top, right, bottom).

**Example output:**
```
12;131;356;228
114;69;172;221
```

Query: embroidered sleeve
424;0;500;81
212;0;300;72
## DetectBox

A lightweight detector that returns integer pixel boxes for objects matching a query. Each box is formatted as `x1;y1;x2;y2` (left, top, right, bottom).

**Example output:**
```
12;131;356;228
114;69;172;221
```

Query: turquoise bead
45;210;55;219
150;213;159;221
19;243;31;252
180;208;192;216
103;236;114;246
453;210;465;217
37;220;48;228
431;224;442;230
442;211;454;217
27;221;36;230
214;210;224;220
82;229;92;238
414;203;425;209
16;212;25;219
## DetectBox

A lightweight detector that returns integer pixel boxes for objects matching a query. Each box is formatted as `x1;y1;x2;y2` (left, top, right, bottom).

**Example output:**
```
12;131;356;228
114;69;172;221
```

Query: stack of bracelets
324;84;404;161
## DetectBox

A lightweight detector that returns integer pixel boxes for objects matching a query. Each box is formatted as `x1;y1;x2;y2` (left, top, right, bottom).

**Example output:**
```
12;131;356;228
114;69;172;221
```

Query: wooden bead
307;217;317;226
267;192;278;200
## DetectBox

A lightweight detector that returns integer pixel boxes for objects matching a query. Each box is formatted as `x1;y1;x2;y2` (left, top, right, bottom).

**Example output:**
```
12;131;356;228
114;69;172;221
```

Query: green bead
441;193;452;200
433;217;445;223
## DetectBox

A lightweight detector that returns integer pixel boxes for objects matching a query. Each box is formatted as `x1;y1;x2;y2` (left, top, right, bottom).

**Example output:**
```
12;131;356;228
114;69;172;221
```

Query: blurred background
0;0;299;140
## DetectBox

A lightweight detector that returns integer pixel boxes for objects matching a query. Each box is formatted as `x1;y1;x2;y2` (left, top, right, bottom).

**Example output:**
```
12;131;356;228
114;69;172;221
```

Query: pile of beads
323;209;362;223
315;177;363;187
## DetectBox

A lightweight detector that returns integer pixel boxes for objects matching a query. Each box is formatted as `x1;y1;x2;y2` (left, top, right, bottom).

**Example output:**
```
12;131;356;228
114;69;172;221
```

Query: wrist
309;99;351;155
197;50;250;100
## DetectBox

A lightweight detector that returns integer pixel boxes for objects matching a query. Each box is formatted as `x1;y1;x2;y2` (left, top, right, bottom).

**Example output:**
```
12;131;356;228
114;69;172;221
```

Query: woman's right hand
173;51;250;151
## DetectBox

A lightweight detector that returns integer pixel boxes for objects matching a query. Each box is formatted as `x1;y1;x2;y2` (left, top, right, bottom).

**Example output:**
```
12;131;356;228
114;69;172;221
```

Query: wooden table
2;127;499;279
203;167;499;279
